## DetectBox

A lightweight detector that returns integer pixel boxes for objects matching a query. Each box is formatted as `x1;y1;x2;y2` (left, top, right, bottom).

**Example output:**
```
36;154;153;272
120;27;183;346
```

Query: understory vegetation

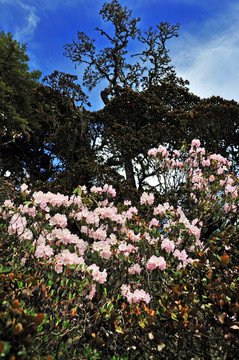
1;141;239;359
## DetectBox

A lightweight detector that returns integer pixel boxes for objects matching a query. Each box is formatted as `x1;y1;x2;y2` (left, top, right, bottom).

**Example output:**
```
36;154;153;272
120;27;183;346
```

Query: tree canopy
0;30;41;140
0;30;41;180
0;1;238;201
63;0;188;106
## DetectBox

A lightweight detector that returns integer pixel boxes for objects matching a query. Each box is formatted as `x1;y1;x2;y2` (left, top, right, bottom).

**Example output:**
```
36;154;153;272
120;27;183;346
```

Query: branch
95;27;114;42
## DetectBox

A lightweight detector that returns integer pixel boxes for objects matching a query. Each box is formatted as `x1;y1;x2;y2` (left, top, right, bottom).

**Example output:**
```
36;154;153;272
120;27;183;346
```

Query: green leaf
139;319;145;328
171;312;178;321
0;341;11;357
0;266;13;273
116;326;124;333
134;226;139;235
151;229;157;236
155;249;160;256
107;302;114;311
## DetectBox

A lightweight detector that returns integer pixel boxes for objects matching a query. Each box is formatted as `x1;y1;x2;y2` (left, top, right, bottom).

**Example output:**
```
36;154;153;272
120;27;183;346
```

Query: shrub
0;140;238;359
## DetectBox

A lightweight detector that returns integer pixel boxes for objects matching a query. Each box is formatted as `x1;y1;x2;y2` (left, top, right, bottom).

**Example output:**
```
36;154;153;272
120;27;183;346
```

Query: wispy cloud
0;0;40;41
15;2;40;41
171;2;239;101
1;0;239;103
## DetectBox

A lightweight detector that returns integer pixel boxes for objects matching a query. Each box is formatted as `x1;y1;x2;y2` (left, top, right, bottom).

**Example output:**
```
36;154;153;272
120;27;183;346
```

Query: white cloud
10;0;96;12
0;0;40;41
171;3;239;101
15;2;40;41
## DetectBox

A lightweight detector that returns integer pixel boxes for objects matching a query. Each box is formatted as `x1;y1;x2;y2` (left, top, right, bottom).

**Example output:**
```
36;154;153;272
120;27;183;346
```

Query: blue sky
1;0;239;109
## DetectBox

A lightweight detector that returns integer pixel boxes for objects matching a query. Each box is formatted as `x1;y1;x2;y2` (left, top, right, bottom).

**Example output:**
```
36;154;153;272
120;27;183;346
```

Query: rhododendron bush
1;140;239;359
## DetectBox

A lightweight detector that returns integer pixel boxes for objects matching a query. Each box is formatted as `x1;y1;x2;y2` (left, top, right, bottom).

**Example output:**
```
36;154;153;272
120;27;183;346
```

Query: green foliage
0;30;41;136
42;71;90;107
91;86;198;196
20;83;92;186
0;30;41;181
1;173;238;359
190;96;239;172
0;274;45;360
0;177;17;205
0;31;92;186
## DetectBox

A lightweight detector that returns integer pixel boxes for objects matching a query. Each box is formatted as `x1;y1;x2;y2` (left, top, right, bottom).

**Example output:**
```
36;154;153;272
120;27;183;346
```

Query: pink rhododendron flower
87;264;107;284
20;183;30;194
173;249;188;263
19;229;33;241
8;214;27;235
209;175;215;182
90;186;103;194
148;148;158;157
121;284;131;297
140;192;154;206
74;238;88;256
127;289;151;304
100;244;112;260
49;213;67;228
202;159;210;167
4;200;14;208
161;238;175;253
146;255;166;271
95;206;117;220
149;218;159;228
191;139;200;148
87;284;96;300
92;227;107;241
35;244;54;259
225;184;238;198
107;185;116;197
153;204;165;216
173;150;180;158
128;264;142;275
19;203;37;218
55;263;63;274
121;285;151;304
156;145;168;156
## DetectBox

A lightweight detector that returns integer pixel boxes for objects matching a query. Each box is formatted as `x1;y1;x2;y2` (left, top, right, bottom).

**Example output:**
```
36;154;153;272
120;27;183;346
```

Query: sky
1;0;239;110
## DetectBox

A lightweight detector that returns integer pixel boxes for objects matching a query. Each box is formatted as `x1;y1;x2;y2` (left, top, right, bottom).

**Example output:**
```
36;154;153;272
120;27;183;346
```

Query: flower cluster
1;140;238;306
121;284;151;304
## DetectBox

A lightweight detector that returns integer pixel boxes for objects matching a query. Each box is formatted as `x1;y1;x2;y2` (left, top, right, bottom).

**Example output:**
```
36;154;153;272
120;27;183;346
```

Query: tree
42;70;91;107
0;34;94;188
63;0;187;106
23;73;93;190
63;0;190;194
190;96;239;173
91;84;200;195
0;30;41;180
0;30;41;142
